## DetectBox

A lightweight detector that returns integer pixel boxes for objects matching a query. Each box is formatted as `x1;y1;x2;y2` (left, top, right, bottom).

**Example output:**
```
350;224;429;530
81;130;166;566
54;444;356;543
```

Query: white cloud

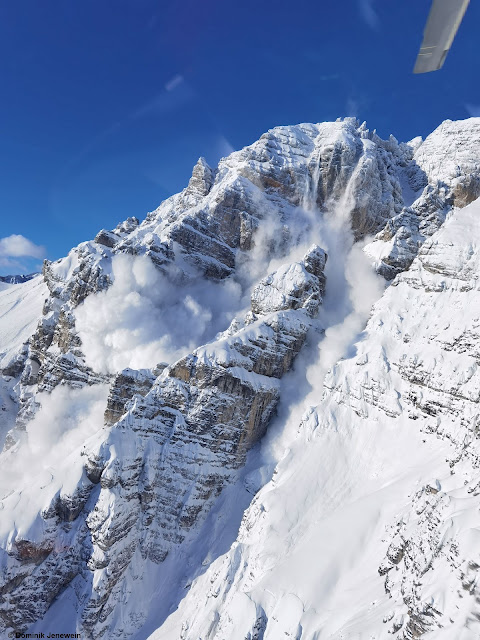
0;234;45;259
132;80;195;120
358;0;379;30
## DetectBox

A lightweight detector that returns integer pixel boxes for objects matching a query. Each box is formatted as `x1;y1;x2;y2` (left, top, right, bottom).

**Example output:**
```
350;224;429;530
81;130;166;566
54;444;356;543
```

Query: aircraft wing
414;0;470;73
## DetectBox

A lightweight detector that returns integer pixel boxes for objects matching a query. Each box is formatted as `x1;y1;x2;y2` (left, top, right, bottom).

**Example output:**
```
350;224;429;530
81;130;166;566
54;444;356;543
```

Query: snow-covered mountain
1;117;480;639
0;273;37;286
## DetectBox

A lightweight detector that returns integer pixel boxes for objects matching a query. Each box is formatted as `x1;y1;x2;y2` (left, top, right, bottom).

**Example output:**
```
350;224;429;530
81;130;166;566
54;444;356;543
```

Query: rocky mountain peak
185;156;216;200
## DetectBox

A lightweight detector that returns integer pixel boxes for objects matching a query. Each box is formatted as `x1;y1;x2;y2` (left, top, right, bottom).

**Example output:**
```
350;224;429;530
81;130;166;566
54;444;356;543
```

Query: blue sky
0;0;479;274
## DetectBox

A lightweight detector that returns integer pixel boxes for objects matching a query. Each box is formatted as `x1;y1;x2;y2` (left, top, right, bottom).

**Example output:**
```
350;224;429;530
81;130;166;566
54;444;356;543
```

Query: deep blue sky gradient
0;0;479;273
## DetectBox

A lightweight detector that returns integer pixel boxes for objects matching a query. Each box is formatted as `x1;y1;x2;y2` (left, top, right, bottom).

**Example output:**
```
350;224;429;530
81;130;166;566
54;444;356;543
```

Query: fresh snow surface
149;198;480;639
0;274;47;370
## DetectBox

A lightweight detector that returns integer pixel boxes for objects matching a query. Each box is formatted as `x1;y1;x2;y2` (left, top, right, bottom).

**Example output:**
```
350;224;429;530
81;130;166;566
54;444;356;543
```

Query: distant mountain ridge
0;273;37;285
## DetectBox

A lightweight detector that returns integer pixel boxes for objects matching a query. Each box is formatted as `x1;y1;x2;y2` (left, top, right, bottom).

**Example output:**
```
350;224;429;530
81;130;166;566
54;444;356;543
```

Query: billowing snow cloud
262;201;386;463
0;383;109;542
75;253;244;374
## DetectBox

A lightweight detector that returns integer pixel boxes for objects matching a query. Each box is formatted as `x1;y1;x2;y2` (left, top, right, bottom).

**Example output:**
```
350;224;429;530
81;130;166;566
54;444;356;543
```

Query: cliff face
0;117;479;639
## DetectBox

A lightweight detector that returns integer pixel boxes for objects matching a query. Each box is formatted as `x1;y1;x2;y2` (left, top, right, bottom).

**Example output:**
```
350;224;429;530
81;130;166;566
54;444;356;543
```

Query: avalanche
1;117;480;640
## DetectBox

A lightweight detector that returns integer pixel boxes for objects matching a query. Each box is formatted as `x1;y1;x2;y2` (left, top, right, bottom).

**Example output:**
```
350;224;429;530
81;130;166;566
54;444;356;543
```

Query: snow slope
0;275;47;371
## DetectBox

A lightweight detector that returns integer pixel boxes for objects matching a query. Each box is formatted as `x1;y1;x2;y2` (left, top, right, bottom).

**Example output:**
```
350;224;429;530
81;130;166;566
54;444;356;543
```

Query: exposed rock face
185;156;216;200
1;117;480;639
370;207;480;638
3;117;417;444
107;117;418;282
103;368;156;427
